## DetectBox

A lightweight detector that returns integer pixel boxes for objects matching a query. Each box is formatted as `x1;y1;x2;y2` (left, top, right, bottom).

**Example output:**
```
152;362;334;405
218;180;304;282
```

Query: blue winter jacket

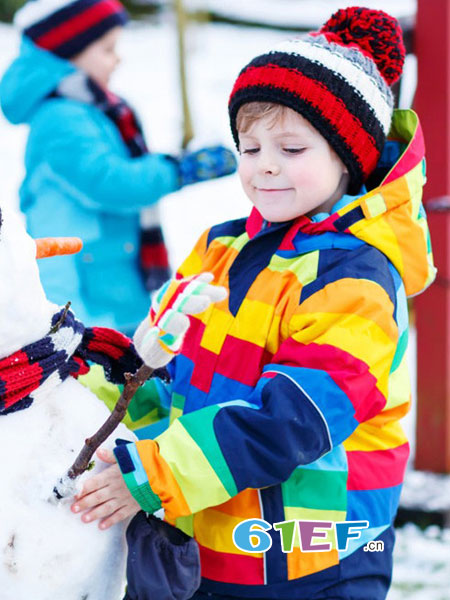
0;38;180;333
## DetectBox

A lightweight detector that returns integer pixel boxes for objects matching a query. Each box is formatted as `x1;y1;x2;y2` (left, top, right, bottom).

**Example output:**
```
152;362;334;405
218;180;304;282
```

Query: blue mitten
177;145;237;186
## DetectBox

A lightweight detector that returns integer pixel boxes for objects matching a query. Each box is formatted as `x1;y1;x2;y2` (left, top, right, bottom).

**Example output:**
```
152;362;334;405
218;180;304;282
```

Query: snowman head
0;206;82;359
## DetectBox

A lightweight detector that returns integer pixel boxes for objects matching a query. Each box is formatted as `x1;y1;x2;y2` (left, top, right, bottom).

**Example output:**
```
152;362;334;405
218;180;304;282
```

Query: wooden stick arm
53;364;154;500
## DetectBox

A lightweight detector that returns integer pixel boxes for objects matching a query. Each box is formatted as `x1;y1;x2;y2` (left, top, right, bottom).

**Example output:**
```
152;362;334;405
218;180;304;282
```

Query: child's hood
248;109;435;299
0;37;75;125
337;109;436;298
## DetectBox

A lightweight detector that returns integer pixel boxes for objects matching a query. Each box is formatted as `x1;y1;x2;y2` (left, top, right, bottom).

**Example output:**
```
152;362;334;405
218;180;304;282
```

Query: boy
73;7;436;599
0;0;236;335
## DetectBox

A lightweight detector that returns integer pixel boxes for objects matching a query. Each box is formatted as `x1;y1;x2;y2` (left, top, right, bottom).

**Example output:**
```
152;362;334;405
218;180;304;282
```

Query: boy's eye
241;148;259;155
283;148;305;154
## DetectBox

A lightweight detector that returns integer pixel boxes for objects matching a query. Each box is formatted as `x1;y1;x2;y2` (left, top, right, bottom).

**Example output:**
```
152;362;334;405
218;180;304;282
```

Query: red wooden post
414;0;450;472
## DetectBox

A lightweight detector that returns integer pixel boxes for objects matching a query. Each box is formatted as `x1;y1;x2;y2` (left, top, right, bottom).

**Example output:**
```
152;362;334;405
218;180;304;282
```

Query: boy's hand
134;272;227;369
71;448;140;530
177;145;237;187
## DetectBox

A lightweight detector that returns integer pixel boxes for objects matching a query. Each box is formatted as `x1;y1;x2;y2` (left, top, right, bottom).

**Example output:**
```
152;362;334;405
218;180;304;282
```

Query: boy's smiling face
71;26;122;89
238;107;350;222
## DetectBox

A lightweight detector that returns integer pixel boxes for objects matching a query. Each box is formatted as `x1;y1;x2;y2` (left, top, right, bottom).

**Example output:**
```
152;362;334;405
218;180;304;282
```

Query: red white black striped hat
15;0;128;59
229;7;406;193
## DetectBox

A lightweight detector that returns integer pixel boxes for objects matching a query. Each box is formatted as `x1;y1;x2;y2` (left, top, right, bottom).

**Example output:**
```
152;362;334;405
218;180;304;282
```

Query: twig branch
49;301;71;334
53;363;153;499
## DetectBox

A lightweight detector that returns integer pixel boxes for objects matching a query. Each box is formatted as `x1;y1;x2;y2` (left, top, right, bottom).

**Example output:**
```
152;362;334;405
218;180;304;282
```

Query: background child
73;7;436;600
0;0;236;335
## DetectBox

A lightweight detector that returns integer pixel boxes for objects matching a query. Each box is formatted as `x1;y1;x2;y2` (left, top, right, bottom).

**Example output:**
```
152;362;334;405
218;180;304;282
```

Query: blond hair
236;102;292;136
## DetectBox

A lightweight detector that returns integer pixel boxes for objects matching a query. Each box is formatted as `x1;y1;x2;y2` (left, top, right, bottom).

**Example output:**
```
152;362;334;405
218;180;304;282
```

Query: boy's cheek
239;180;256;204
237;158;247;177
237;161;253;190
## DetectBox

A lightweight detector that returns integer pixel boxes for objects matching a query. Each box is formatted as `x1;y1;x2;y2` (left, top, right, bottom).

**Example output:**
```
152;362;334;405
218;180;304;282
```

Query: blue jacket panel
1;38;179;333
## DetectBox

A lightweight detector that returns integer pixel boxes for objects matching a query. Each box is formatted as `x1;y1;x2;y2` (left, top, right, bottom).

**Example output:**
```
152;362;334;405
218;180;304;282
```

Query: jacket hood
246;109;436;298
0;37;75;125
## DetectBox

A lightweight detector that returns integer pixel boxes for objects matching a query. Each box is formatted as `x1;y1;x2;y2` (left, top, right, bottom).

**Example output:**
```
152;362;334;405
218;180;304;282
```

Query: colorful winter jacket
0;38;179;334
114;109;435;598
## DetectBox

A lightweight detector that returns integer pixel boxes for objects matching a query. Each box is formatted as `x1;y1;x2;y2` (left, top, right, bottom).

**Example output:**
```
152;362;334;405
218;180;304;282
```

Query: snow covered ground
1;3;449;597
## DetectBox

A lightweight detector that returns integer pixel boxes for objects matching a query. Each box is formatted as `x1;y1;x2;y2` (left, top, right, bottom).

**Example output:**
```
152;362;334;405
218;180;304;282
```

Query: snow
1;3;449;597
390;525;450;600
0;25;26;211
0;379;133;599
400;470;450;512
0;207;55;357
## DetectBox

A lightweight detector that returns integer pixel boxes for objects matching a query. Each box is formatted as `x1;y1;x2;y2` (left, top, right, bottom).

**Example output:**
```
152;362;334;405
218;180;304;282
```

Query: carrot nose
35;237;83;259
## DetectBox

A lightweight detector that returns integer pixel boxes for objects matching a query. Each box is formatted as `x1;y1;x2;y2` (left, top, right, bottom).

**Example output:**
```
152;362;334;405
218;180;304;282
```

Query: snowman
0;204;227;599
0;204;138;599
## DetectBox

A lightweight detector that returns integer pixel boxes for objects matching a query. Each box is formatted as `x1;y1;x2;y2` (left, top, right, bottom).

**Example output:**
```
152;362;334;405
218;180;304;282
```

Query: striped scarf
51;71;170;292
0;307;142;415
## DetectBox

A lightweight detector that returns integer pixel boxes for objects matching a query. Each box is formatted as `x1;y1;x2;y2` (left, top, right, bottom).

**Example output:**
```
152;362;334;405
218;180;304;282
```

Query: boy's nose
258;153;281;176
263;164;281;175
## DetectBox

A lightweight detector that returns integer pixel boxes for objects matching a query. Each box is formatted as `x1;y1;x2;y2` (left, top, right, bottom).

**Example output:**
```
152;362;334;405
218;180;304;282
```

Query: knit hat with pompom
15;0;128;59
228;6;406;193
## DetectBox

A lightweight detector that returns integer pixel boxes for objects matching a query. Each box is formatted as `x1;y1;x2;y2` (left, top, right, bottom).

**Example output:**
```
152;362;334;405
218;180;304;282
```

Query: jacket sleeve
79;365;172;430
114;245;400;522
29;100;180;214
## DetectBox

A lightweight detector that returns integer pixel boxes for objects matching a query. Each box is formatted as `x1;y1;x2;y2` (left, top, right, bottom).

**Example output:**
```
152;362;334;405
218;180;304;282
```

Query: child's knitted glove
134;273;227;369
176;145;237;187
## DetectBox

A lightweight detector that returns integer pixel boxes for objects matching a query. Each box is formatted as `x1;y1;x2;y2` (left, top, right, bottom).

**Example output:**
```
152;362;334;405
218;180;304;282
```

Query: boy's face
238;108;349;222
71;27;122;89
